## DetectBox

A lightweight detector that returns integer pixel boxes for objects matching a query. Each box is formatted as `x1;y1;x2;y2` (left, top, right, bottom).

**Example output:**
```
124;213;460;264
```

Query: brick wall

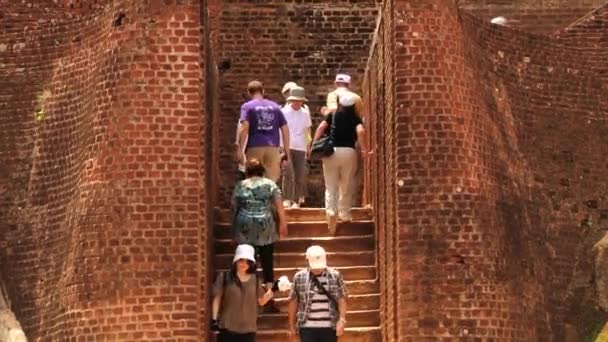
0;1;212;340
458;0;606;34
213;0;379;206
362;0;398;340
364;0;608;340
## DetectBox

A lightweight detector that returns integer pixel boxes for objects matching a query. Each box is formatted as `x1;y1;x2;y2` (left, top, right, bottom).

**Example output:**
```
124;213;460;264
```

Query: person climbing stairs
213;207;381;342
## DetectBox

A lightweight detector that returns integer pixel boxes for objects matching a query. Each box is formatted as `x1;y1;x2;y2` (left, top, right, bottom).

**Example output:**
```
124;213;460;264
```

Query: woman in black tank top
312;94;368;234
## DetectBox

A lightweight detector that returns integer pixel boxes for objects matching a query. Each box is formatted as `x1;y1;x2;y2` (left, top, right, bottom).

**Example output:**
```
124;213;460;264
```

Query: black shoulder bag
309;272;338;309
310;113;336;159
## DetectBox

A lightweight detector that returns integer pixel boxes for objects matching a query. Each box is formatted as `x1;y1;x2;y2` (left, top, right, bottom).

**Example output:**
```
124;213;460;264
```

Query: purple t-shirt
240;98;287;148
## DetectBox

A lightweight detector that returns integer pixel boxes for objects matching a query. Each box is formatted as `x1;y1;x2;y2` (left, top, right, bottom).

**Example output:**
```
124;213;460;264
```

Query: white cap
491;16;507;26
339;92;357;106
233;244;256;263
282;81;298;94
306;245;327;269
335;74;351;84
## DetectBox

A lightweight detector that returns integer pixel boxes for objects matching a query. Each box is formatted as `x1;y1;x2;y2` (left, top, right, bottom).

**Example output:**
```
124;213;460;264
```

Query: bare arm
280;124;290;154
356;124;368;152
258;286;273;306
335;296;347;336
288;298;298;333
313;121;329;141
237;121;249;154
338;297;347;321
212;294;222;320
275;197;288;238
275;197;287;224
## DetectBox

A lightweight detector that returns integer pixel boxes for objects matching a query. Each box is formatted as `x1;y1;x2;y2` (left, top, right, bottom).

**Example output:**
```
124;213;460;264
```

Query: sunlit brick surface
364;0;608;340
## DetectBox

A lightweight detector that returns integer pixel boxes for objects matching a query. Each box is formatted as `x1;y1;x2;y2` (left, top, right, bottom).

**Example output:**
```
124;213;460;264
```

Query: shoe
291;202;300;209
327;213;337;235
338;214;352;223
283;200;292;207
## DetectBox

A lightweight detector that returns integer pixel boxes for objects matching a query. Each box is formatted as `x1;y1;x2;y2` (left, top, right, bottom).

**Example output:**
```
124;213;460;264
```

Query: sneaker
327;213;337;235
290;202;300;209
283;200;292;207
338;214;352;223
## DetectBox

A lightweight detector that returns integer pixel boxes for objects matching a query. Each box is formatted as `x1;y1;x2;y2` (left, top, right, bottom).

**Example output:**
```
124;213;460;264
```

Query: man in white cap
287;246;348;342
322;73;365;118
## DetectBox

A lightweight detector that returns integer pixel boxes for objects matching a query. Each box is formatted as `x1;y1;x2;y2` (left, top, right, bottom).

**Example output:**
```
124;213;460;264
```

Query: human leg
291;150;308;206
322;155;340;233
335;148;357;222
282;152;296;203
263;147;281;183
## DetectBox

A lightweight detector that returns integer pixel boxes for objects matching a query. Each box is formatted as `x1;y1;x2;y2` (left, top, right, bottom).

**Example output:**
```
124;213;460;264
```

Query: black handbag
311;113;336;159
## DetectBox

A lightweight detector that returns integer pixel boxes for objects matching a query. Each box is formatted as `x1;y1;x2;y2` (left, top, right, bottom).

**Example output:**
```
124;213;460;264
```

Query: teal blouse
232;177;282;246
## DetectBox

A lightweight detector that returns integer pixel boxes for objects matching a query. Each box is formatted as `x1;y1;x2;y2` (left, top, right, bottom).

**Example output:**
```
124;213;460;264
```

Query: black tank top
324;105;362;148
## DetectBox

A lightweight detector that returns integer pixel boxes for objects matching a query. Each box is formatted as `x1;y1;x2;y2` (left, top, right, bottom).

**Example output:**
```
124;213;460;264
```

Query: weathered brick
0;0;211;340
365;0;608;340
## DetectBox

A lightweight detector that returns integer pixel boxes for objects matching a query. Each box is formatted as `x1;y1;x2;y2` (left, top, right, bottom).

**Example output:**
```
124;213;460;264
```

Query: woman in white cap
313;74;370;234
211;244;274;342
287;245;348;342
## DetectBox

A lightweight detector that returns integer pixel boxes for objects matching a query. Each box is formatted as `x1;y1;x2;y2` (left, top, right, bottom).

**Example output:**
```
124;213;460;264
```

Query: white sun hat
233;244;256;263
306;245;327;269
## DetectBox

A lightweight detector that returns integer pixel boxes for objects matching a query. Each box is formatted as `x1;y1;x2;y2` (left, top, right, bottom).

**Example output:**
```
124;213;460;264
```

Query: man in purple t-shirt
236;80;290;182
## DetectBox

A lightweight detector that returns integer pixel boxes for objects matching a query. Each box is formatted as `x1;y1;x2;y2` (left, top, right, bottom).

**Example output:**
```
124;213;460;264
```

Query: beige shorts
246;146;281;182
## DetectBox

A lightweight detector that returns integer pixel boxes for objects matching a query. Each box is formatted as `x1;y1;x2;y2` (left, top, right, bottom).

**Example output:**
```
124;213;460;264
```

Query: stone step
254;327;381;342
214;266;377;282
214;220;375;239
214;251;375;269
273;294;380;313
214;207;373;224
214;235;375;255
257;310;380;330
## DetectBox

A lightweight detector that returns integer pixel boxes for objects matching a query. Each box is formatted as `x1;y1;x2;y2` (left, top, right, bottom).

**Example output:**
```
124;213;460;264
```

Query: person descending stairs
213;207;381;342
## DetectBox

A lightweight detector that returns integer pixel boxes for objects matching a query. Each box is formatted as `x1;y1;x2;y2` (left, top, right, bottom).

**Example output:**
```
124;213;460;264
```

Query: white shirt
281;104;312;152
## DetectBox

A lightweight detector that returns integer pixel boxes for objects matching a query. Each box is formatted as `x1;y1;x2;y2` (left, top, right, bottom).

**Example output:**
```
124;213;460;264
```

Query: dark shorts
218;330;255;342
299;327;337;342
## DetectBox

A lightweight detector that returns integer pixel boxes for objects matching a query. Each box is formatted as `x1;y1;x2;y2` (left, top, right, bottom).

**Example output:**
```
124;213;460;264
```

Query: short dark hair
247;80;264;95
245;158;265;177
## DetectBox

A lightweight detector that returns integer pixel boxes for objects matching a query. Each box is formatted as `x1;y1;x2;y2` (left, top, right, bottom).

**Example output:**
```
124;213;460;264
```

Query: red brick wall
362;0;398;340
0;1;211;340
213;0;379;206
364;0;608;340
458;0;605;34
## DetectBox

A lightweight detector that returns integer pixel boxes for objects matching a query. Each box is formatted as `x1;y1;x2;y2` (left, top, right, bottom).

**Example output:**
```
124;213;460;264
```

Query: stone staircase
213;208;381;342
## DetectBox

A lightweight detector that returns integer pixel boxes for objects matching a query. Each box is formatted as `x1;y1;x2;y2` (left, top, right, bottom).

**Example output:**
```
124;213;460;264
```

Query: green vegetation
586;321;607;342
34;90;52;122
